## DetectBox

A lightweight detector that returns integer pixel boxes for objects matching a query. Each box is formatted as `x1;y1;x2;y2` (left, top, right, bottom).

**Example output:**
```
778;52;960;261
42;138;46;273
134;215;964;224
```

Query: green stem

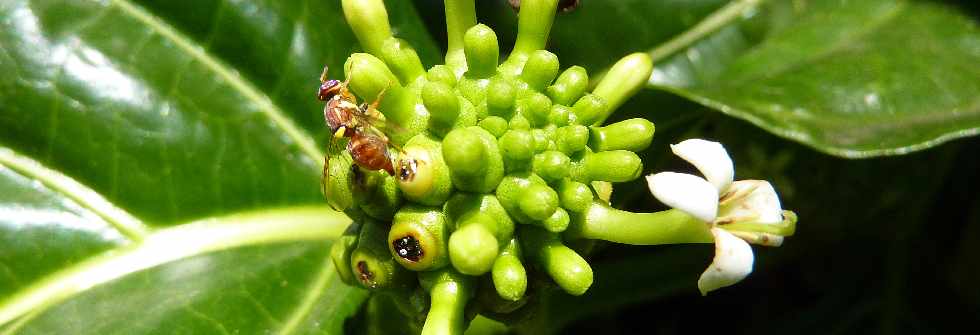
444;0;478;75
420;269;473;335
501;0;559;75
341;0;393;57
647;0;766;64
567;202;713;245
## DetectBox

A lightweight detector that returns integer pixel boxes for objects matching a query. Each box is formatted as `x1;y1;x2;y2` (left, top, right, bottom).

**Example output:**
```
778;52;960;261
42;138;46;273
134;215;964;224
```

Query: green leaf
649;0;980;157
0;0;436;332
480;0;980;157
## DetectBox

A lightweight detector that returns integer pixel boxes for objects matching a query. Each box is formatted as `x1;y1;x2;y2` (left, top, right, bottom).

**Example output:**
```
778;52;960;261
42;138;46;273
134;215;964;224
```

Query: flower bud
547;65;589;106
442;127;505;193
589;118;656;152
463;24;500;79
519;226;593;296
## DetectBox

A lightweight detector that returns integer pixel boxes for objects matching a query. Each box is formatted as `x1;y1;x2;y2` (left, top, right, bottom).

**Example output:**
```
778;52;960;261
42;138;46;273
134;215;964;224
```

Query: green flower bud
324;152;355;211
556;179;593;213
518;183;560;221
330;221;362;285
380;37;425;85
442;127;505;193
448;213;499;275
344;53;399;102
352;167;403;220
486;77;517;118
496;173;550;224
589;118;655;152
499;129;535;172
444;0;478;74
463;24;499;79
427;65;458;87
546;66;589;106
531;128;553;153
571;150;643;183
541;207;570;233
592;53;653;124
491;238;527;301
419;268;475;335
520;50;560;92
555;125;589;154
508;114;531;130
478;116;509;138
423;81;460;137
516;91;552;127
388;205;451;271
341;0;392;57
444;193;515;245
547;104;573;126
457;76;489;105
519;226;593;296
571;94;608;126
532;150;571;182
397;135;452;205
351;219;413;290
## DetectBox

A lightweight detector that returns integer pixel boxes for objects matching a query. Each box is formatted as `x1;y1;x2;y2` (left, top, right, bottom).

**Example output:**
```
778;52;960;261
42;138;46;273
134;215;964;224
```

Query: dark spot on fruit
393;235;423;262
357;261;374;282
397;159;417;182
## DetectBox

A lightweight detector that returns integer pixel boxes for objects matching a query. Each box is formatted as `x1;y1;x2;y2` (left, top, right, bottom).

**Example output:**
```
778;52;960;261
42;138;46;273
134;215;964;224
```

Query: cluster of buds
322;0;797;333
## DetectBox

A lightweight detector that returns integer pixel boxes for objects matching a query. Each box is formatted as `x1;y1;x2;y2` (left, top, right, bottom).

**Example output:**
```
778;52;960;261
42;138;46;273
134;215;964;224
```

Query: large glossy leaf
0;0;436;333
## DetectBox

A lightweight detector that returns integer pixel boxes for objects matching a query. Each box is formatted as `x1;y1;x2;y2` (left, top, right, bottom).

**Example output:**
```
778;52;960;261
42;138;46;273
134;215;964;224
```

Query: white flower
646;139;795;295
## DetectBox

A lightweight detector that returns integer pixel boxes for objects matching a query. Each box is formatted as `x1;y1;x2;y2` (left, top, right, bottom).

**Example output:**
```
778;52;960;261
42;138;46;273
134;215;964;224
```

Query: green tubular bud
457;77;489;105
571;150;643;183
556;125;589;154
520;50;560;92
341;0;392;57
501;0;560;75
422;81;459;136
427;65;458;87
455;98;479;129
444;193;515;245
571;94;608;126
397;135;452;206
509;114;531;130
491;238;527;301
442;127;505;193
325;152;355;211
345;53;399;101
352;167;403;220
546;66;589;106
548;105;574;126
380;37;425;85
499;129;535;172
519;226;593;296
330;221;362;285
589;118;656;152
541;207;570;233
532;150;571;182
486;77;517;118
444;0;477;74
566;202;713;244
476;276;528;314
448;213;499;275
518;183;560;221
388;205;451;271
531;128;552;152
592;53;653;125
556;179;593;213
496;173;547;224
479;116;509;138
515;92;552;127
350;220;413;290
463;24;499;79
419;268;475;335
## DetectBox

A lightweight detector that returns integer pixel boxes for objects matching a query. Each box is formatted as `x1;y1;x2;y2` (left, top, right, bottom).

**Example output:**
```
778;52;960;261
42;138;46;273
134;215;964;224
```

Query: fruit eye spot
392;235;423;262
356;261;374;282
397;159;418;182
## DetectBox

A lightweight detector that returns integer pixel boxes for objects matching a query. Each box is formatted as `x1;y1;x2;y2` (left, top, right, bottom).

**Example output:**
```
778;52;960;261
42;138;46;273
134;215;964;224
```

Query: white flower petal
725;180;783;224
646;172;718;222
670;139;734;193
698;228;755;295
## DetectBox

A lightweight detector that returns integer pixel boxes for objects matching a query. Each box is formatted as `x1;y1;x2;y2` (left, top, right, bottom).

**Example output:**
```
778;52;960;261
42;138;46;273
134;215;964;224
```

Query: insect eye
317;80;342;101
